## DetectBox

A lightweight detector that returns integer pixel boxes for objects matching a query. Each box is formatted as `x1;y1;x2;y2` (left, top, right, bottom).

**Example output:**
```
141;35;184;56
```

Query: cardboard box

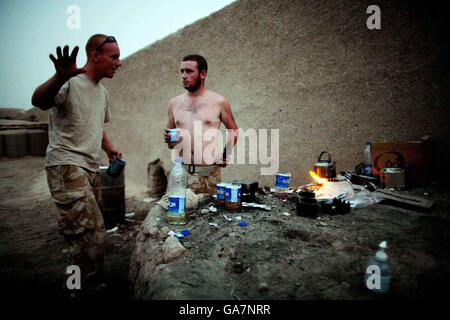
371;136;432;187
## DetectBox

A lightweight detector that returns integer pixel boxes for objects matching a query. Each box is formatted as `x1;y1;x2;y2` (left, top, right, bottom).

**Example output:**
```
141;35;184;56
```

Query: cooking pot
314;151;336;179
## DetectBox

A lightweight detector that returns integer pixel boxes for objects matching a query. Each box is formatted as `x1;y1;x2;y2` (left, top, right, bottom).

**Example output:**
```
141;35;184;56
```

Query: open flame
309;171;328;185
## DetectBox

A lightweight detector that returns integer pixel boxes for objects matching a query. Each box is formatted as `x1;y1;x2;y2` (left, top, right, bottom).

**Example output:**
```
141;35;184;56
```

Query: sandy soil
130;184;450;300
1;156;450;300
0;156;151;299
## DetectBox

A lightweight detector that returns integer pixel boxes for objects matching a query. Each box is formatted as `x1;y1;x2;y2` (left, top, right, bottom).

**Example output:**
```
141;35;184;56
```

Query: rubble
129;181;448;300
162;236;187;263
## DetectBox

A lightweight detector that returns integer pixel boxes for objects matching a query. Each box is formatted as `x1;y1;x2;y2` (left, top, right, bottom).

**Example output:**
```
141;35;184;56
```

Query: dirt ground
1;156;450;300
0;156;151;300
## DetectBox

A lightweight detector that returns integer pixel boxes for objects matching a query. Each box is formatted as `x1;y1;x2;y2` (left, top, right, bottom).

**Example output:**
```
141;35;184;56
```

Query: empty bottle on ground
364;241;392;294
363;141;372;175
167;158;187;225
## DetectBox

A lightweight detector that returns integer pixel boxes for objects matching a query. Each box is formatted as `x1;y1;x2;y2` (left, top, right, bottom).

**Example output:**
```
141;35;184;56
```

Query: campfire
309;171;328;186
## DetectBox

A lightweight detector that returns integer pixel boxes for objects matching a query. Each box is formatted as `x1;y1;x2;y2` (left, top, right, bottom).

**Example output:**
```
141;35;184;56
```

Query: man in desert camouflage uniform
32;34;122;295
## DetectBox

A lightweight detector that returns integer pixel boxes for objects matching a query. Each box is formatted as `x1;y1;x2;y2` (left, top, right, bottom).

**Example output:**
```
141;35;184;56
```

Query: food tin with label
168;128;180;142
216;182;228;207
225;183;242;211
275;173;291;197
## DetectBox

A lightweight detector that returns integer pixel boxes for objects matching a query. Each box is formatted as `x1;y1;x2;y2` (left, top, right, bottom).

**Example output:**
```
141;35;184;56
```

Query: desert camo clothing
186;165;221;195
46;165;105;283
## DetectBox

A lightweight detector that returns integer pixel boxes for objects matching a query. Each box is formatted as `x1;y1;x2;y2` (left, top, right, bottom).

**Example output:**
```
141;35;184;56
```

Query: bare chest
174;100;221;128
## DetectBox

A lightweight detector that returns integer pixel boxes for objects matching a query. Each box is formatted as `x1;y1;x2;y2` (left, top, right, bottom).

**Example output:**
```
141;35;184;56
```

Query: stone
136;232;146;242
160;226;170;234
331;241;343;249
148;227;159;238
162;236;187;263
141;206;163;235
258;282;269;292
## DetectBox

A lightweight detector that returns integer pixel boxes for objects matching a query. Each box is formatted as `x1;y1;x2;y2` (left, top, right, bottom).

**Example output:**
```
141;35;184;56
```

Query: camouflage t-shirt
46;74;110;172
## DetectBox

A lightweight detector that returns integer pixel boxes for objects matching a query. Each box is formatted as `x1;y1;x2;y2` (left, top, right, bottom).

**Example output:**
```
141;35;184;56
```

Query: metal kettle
314;151;337;179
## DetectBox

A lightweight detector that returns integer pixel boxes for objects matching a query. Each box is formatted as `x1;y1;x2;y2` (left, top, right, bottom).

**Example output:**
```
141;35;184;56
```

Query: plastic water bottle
363;142;372;175
364;241;392;294
167;158;187;225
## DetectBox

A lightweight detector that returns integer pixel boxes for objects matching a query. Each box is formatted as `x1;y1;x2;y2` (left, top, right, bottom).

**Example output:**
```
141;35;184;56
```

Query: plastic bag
315;181;383;209
345;187;384;209
315;181;355;199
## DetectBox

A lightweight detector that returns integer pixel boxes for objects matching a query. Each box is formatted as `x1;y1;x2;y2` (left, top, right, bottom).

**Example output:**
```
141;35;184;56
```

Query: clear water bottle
364;241;392;294
167;158;187;225
363;141;372;175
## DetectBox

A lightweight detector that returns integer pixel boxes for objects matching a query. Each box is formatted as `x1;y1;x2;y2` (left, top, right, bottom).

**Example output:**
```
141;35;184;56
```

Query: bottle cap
375;250;388;261
176;158;183;164
366;141;371;145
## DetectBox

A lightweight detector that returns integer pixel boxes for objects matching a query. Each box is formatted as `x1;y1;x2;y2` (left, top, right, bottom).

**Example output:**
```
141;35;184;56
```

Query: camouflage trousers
185;165;222;195
46;165;106;286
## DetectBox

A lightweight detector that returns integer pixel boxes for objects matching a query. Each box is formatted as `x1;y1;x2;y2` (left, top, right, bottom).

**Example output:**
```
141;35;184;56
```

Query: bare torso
170;89;225;165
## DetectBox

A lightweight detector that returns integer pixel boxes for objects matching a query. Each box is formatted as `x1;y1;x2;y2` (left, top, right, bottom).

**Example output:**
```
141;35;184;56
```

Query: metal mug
107;157;126;178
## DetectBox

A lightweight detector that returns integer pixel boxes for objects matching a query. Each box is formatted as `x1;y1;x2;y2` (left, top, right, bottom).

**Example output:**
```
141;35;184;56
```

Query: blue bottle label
168;196;185;214
217;185;226;199
225;187;241;203
276;174;290;188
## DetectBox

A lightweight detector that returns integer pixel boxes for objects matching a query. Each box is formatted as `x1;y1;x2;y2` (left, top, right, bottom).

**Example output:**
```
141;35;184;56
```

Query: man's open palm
49;45;86;81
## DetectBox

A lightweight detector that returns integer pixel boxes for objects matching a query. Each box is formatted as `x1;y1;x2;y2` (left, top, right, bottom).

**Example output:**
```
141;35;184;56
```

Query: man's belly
176;128;221;165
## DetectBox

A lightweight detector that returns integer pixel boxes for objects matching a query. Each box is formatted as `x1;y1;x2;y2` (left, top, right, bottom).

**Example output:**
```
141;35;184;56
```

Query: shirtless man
164;54;238;194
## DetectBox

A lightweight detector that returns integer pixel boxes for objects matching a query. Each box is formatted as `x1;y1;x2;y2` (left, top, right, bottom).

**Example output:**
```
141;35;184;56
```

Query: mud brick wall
2;130;29;158
0;129;49;158
102;0;450;194
27;130;48;156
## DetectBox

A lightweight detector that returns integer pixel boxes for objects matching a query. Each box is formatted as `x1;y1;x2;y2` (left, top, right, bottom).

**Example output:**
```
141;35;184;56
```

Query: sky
0;0;236;110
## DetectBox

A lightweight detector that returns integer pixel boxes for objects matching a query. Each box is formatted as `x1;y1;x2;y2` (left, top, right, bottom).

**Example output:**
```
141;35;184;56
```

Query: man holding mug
32;34;122;296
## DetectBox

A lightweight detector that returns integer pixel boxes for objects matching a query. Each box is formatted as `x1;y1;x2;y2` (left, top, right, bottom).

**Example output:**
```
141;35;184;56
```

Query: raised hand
49;45;86;82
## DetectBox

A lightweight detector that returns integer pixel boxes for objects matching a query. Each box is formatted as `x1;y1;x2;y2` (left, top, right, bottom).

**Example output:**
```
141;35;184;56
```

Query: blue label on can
225;186;241;203
168;129;180;142
276;174;290;188
168;196;185;214
217;184;226;199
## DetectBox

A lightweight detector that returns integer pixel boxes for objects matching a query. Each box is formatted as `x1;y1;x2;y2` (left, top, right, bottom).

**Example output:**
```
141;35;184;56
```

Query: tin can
275;173;291;197
225;183;241;211
168;128;180;142
106;157;126;178
216;182;227;207
380;168;405;190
